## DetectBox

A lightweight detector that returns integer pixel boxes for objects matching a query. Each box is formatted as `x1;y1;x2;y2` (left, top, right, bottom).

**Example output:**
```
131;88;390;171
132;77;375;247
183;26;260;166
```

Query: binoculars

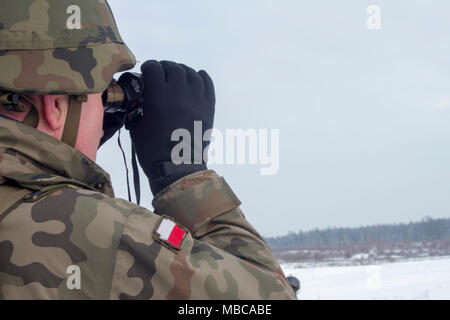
102;72;145;123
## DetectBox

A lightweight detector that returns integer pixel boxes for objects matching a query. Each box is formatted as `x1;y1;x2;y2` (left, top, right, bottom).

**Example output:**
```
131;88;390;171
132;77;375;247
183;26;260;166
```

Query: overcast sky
98;0;450;237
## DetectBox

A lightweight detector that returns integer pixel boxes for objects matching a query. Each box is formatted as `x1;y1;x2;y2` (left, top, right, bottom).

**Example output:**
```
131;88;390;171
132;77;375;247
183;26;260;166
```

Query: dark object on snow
287;276;301;294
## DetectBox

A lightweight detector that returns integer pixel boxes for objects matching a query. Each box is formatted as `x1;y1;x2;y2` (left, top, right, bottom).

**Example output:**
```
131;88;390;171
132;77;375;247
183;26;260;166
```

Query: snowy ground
281;256;450;300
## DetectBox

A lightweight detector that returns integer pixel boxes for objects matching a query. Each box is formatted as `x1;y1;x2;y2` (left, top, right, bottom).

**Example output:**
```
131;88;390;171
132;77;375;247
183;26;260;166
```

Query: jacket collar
0;115;114;197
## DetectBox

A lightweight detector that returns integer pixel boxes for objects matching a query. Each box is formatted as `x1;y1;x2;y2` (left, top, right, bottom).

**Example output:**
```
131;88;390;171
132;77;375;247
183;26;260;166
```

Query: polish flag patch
155;218;187;249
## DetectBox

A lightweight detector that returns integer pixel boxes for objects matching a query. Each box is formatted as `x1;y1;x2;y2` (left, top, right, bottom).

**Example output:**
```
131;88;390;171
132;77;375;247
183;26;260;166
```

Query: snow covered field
282;257;450;300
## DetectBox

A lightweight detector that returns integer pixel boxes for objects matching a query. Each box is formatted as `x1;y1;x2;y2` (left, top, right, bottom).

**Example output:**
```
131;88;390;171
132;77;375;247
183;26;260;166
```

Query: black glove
128;60;215;195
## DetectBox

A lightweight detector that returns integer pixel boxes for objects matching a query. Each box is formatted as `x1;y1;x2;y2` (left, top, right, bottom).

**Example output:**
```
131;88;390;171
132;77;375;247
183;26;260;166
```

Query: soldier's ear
42;95;69;131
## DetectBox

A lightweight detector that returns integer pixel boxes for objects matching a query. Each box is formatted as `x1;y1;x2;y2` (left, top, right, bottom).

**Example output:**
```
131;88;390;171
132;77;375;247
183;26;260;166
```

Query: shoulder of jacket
1;172;95;192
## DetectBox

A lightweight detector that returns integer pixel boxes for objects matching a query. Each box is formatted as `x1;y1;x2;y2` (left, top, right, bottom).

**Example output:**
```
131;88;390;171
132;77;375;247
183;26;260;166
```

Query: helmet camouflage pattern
0;0;136;95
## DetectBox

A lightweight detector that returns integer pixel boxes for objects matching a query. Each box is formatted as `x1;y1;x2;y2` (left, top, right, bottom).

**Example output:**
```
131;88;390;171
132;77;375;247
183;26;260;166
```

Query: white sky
98;0;450;237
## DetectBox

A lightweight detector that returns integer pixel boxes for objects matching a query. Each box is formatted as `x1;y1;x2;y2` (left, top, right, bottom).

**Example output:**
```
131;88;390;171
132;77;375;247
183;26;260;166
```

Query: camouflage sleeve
149;170;296;299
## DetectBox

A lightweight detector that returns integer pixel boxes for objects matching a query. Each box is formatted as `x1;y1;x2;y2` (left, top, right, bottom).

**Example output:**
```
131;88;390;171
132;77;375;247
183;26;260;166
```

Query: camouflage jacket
0;116;295;300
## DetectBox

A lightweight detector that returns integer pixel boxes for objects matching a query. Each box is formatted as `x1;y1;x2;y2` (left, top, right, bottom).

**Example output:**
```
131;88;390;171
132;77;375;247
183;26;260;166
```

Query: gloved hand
128;60;216;195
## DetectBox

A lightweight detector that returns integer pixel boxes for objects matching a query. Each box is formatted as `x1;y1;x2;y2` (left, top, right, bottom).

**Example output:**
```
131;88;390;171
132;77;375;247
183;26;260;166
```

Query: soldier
0;0;296;299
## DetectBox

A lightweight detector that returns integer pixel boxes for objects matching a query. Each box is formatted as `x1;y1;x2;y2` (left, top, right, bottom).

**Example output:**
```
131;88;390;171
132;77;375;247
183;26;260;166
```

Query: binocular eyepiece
102;72;145;123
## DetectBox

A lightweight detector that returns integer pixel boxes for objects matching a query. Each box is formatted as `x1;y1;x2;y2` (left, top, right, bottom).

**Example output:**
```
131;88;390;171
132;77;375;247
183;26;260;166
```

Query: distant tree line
265;217;450;249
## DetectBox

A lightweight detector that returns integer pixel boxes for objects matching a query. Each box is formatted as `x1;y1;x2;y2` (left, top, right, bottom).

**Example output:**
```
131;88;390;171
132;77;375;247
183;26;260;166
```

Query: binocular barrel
102;72;145;116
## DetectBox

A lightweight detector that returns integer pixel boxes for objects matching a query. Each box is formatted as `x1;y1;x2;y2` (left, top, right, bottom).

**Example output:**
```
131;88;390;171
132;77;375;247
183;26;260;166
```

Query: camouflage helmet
0;0;136;147
0;0;136;95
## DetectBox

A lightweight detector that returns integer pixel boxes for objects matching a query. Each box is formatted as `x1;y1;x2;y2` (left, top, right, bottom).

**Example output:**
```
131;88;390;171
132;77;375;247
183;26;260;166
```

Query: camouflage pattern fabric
0;0;136;95
0;116;296;300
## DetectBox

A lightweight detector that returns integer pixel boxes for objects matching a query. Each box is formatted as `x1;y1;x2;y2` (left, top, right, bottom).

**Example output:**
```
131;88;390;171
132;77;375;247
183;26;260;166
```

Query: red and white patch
155;218;186;249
